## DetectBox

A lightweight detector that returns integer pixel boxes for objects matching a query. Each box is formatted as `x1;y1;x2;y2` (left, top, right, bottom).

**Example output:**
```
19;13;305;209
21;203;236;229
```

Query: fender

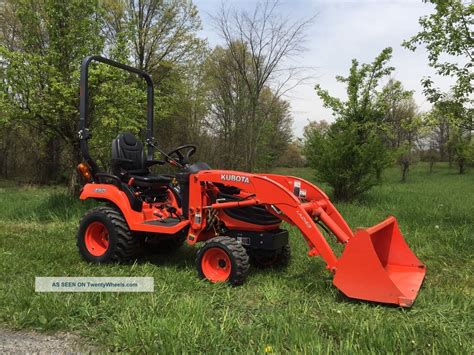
80;183;189;234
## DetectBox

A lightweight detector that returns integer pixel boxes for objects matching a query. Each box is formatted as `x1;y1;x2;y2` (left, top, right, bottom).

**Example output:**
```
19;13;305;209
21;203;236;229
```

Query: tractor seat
111;132;170;187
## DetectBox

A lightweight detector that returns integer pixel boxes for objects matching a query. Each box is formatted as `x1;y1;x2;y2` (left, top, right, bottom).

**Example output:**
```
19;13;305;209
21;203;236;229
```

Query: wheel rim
84;221;109;256
201;247;231;282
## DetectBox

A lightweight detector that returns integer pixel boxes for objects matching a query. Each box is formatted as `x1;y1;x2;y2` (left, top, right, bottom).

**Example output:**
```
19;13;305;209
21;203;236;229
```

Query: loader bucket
333;216;425;307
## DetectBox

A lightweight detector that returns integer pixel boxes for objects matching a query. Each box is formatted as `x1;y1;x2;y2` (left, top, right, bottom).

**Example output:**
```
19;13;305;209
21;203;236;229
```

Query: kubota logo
220;174;250;184
296;210;312;229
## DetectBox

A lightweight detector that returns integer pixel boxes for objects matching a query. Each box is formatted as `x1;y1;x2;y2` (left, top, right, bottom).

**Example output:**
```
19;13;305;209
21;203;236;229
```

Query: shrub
304;120;389;201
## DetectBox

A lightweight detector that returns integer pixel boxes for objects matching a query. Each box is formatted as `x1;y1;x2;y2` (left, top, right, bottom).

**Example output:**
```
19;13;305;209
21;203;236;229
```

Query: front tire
196;236;250;286
77;206;139;263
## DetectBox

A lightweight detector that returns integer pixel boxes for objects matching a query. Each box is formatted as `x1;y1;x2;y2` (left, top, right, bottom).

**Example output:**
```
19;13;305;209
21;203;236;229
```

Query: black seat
111;132;170;187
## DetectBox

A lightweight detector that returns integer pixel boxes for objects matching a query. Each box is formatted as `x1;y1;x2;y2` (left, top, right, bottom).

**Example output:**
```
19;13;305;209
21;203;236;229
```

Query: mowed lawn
0;163;472;353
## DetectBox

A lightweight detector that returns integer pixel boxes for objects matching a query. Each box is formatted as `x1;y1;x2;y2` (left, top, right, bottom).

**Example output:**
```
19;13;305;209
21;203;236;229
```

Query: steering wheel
166;144;197;166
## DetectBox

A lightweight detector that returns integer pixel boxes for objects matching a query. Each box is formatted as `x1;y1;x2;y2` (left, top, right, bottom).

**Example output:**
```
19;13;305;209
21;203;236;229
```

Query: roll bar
78;55;155;174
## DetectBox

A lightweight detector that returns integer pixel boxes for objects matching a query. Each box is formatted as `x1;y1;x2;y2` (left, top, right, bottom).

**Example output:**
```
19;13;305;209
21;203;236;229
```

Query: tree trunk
459;161;465;174
376;167;383;181
36;137;61;184
68;169;82;195
401;162;409;182
0;137;8;178
68;142;83;195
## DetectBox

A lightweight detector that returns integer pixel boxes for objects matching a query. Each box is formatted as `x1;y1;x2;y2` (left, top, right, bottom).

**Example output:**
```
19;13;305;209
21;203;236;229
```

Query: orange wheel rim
84;221;109;256
201;247;231;282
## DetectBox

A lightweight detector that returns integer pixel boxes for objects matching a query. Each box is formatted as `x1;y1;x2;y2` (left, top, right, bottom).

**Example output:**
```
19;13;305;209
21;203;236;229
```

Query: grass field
0;163;472;353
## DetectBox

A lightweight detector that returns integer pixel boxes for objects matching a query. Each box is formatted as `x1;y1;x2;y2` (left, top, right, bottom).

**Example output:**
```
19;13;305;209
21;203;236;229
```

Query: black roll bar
78;55;155;174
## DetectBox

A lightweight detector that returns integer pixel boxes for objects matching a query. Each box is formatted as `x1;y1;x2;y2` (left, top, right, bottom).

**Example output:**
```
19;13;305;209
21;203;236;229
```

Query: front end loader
76;56;425;307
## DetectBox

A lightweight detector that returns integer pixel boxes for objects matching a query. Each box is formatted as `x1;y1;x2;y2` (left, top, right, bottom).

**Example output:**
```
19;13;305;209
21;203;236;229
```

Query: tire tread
77;206;139;262
197;236;250;286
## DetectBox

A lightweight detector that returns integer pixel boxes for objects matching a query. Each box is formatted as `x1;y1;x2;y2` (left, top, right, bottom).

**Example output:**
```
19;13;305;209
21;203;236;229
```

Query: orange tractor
76;56;426;307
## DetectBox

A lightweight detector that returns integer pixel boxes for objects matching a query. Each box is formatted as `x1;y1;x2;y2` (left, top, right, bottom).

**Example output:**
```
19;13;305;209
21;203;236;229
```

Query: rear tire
77;206;139;263
196;236;250;286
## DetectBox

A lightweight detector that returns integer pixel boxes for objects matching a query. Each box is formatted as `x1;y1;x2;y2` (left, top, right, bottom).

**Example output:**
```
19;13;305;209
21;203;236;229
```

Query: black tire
196;236;250;286
77;206;139;263
251;244;291;269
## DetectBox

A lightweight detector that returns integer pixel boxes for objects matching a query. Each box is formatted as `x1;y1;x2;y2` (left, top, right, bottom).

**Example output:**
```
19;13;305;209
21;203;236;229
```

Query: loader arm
259;174;354;242
190;171;353;270
189;170;426;307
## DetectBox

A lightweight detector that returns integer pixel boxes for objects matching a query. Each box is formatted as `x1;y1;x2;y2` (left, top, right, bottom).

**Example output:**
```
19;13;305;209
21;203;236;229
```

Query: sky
193;0;455;137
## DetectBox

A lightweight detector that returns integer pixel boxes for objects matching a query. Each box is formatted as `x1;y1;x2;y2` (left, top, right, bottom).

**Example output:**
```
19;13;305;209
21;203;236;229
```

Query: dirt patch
0;328;96;353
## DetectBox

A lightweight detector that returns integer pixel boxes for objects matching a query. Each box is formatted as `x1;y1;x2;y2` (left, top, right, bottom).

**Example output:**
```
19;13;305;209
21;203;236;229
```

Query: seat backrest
111;132;146;176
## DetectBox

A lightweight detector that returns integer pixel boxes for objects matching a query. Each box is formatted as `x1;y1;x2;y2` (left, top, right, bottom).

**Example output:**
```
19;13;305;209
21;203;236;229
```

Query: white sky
193;0;455;137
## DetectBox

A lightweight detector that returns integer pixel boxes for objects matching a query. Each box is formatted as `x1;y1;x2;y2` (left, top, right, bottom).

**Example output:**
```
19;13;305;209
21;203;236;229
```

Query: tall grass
0;163;472;353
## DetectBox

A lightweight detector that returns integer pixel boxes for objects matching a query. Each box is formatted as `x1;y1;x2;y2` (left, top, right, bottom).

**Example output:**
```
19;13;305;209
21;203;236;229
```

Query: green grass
0;163;473;353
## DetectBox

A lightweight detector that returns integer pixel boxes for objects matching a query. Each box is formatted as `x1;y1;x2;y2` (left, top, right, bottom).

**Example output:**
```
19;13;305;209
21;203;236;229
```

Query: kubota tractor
76;56;426;307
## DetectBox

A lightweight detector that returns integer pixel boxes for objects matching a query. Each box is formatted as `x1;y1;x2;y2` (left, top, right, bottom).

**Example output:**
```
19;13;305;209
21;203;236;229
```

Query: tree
102;0;204;74
101;0;210;159
403;0;473;105
204;44;294;170
0;0;104;190
211;0;312;171
304;120;386;201
424;98;473;173
153;55;211;156
254;88;293;170
0;0;208;190
427;105;453;164
378;79;422;182
449;129;474;174
305;48;394;201
424;146;440;173
438;99;473;173
204;45;249;169
276;140;305;168
403;0;473;174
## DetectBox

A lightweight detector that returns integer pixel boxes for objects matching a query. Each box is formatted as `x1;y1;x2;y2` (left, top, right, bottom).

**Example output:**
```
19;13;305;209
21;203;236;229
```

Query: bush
304;120;389;201
306;48;395;200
